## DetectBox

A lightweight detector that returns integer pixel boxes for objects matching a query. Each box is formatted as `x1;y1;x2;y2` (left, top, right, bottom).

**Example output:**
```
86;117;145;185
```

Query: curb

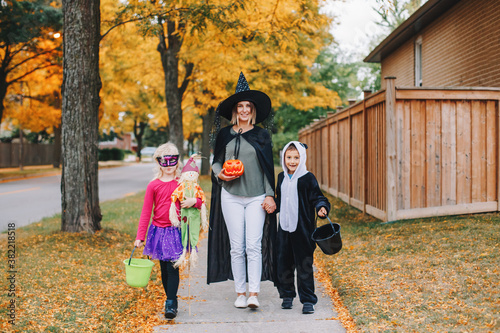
0;162;136;183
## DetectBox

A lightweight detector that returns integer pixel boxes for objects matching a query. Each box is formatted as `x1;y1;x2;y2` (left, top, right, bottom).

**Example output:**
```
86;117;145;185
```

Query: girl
134;142;202;320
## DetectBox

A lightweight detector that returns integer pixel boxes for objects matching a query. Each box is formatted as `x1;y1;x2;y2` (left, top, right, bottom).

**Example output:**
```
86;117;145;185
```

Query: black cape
207;125;277;284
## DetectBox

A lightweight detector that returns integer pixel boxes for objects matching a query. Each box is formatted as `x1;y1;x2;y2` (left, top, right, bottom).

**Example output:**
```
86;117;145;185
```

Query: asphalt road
0;163;155;232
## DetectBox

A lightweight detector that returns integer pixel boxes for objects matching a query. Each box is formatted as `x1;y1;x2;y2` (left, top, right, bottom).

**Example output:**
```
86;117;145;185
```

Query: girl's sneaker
165;299;178;319
234;295;247;308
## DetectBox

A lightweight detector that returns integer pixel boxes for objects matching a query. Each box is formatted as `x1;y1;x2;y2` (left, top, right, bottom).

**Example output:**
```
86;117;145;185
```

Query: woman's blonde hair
231;101;256;125
152;142;182;180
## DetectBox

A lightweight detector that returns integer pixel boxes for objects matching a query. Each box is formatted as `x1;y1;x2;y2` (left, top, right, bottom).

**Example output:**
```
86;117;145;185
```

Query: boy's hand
262;196;276;214
318;207;327;217
181;197;197;208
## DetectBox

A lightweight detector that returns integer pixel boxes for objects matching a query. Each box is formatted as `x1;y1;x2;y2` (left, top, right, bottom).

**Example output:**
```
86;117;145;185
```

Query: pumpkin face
223;159;244;177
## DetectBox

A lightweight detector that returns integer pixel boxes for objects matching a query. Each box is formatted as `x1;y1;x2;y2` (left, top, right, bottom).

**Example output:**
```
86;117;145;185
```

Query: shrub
98;148;125;161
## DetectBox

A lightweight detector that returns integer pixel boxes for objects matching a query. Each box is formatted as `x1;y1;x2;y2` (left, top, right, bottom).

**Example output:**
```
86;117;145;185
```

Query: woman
207;72;277;309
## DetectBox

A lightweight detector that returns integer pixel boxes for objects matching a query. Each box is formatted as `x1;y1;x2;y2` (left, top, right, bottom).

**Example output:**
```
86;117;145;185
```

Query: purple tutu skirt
143;224;183;261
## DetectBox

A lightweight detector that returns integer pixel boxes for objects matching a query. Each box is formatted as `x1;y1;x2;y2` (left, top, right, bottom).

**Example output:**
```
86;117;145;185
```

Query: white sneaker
234;295;247;308
246;296;260;309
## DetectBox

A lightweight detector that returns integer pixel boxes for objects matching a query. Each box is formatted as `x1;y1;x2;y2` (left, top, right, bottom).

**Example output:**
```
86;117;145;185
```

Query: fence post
385;76;397;222
363;97;367;214
498;99;500;212
348;110;352;206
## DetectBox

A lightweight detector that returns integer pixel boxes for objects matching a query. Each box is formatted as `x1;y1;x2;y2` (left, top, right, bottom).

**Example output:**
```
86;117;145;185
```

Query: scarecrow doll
170;155;208;268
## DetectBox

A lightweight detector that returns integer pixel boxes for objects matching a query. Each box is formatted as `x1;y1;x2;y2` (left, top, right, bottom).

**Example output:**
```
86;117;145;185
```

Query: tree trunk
61;0;102;233
0;69;7;124
158;20;184;157
134;120;147;160
201;106;215;175
18;127;23;171
52;125;62;168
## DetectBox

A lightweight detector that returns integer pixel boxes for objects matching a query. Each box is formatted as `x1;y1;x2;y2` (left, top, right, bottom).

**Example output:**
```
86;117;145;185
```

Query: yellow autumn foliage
100;0;339;140
100;0;166;135
2;25;62;132
181;0;340;116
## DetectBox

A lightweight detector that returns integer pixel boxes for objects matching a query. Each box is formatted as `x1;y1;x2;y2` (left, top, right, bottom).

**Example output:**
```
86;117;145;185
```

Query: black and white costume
275;141;330;305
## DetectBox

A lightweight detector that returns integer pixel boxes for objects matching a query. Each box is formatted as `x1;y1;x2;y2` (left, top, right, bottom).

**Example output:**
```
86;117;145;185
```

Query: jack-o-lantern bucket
223;159;244;177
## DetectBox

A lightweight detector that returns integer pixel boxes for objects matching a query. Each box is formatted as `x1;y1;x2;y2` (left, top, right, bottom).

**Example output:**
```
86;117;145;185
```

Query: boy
275;141;330;314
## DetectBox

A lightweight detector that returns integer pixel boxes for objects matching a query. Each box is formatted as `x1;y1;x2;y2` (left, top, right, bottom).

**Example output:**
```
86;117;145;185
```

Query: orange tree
107;0;339;163
100;0;165;158
183;0;340;172
107;0;244;157
0;0;62;124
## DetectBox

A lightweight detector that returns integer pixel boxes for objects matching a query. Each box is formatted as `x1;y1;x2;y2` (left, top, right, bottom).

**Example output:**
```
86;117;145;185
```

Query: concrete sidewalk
153;235;346;333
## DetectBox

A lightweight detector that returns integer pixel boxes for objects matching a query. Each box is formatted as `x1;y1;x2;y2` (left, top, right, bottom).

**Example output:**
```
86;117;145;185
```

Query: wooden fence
299;77;500;222
0;142;55;168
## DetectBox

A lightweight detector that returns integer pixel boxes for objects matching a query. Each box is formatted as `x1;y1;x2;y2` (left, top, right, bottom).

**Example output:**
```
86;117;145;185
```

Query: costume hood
281;141;308;177
279;141;309;232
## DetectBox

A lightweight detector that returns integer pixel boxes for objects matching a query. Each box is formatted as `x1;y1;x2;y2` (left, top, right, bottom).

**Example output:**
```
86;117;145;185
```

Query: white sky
322;0;429;61
321;0;389;60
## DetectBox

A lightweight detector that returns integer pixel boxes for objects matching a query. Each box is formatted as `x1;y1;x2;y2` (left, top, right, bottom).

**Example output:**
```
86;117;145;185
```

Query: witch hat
218;72;272;124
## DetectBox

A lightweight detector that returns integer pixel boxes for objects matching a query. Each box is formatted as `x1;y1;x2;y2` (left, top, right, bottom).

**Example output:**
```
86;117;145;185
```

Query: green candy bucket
123;247;154;288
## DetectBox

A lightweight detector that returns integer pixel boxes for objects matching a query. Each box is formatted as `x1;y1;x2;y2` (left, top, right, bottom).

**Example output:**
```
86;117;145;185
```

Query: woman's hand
318;207;327;218
134;239;144;248
180;197;197;208
218;169;240;182
262;196;276;214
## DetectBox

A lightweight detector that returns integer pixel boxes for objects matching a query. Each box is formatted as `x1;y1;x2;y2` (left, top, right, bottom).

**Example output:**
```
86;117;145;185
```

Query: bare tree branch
101;16;151;41
100;7;191;41
9;47;60;72
1;44;12;71
8;41;32;60
8;63;57;84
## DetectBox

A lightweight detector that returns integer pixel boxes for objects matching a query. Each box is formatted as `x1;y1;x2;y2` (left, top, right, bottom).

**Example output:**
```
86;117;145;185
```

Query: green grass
0;166;60;180
0;175;213;332
0;194;144;332
1;173;499;332
0;162;130;181
317;194;500;332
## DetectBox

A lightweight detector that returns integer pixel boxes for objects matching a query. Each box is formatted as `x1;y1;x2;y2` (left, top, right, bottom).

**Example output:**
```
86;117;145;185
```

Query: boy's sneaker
302;302;315;314
246;296;260;309
281;297;293;309
234;295;247;308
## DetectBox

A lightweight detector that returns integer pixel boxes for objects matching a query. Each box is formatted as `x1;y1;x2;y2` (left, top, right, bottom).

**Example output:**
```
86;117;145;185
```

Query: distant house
364;0;500;89
99;133;137;152
299;0;500;222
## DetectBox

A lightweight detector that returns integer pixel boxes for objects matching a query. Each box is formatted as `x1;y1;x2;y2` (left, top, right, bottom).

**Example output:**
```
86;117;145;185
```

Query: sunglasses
156;155;179;167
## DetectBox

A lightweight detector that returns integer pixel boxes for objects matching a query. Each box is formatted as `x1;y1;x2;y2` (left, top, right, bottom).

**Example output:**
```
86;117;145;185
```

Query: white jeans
221;188;266;293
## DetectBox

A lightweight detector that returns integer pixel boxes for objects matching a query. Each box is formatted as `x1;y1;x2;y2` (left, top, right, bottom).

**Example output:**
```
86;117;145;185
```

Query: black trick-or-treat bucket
311;216;342;255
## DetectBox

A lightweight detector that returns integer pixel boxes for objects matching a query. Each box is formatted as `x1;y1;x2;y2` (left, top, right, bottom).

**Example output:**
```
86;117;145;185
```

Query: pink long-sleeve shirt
135;178;202;241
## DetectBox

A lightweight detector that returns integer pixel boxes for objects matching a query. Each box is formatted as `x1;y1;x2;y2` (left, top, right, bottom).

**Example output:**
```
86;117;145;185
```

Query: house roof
364;0;461;63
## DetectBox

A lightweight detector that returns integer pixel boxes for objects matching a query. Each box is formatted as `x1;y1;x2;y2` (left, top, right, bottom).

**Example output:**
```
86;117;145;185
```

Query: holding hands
262;196;276;214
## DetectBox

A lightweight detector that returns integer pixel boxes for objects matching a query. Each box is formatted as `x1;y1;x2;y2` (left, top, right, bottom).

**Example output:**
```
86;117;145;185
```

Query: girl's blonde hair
231;101;256;126
152;142;182;180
